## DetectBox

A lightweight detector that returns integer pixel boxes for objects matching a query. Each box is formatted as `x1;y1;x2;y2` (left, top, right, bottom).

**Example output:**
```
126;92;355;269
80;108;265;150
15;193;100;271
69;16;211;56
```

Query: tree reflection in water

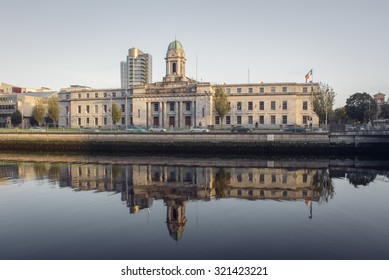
346;172;377;187
213;168;231;199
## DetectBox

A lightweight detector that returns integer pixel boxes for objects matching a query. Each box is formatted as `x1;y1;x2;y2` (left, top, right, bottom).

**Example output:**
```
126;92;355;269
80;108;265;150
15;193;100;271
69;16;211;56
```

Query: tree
331;107;350;124
47;95;59;127
32;98;47;126
213;86;231;127
345;92;377;123
379;104;389;119
11;110;22;127
111;102;122;127
313;82;336;125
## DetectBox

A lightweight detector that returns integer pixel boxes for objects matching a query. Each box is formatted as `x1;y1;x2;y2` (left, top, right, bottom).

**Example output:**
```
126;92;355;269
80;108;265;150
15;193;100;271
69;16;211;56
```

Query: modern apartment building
120;47;152;89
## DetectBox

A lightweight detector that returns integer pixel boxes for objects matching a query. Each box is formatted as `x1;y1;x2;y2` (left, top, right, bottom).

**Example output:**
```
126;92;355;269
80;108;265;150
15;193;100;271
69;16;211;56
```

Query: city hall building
58;40;318;129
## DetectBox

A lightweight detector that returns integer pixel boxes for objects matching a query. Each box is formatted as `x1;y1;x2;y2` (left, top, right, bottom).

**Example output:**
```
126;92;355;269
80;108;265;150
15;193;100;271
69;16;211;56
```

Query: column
161;101;165;127
193;101;197;126
146;102;149;128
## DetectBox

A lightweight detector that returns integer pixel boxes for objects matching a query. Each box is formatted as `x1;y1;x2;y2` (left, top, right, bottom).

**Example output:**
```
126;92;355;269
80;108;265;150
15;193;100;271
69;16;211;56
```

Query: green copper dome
168;40;184;51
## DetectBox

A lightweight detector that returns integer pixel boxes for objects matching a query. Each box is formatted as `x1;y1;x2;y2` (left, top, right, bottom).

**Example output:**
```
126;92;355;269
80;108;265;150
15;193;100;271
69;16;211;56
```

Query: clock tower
164;40;187;82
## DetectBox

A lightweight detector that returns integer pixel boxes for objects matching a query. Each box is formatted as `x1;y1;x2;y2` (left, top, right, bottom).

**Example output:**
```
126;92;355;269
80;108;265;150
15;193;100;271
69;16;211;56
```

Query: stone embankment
0;131;388;155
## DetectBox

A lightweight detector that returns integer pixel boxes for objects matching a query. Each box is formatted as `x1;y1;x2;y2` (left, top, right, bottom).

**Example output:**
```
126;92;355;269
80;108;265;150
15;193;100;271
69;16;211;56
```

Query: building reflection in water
0;160;346;241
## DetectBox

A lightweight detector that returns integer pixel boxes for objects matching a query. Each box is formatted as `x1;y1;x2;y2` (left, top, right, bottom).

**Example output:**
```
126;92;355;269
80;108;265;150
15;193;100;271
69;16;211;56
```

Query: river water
0;155;388;260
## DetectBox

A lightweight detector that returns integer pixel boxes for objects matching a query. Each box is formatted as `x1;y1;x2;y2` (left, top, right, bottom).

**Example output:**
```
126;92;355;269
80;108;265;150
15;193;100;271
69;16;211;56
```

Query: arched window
172;62;177;74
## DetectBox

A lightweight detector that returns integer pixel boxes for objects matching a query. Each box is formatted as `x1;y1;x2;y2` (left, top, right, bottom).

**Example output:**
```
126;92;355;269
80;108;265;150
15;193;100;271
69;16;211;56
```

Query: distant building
120;47;152;89
0;91;56;128
374;92;386;106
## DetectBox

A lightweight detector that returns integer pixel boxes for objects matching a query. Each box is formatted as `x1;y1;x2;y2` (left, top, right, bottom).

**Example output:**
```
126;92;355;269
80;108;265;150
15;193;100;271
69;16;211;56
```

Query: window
121;91;126;97
237;116;242;125
226;88;231;94
248;87;253;93
86;118;90;125
282;174;288;184
271;174;276;182
172;62;177;73
121;104;125;113
95;118;98;126
303;173;308;183
237;174;242;182
215;116;220;125
104;117;107;125
237;102;242;110
271;101;276;110
248;173;253;182
95;93;98;98
271;115;276;124
86;93;90;98
282;115;288;124
65;106;69;114
104;92;107;98
259;174;264;183
202;108;205;117
78;118;81;126
303;87;308;93
282;87;287;93
282;101;287;110
248;116;253;125
121;117;125;125
78;106;81;114
248;102;253;110
86;105;90;114
226;116;231;125
154;103;159;112
94;105;98;114
104;105;107;113
271;87;276;93
259;115;264;125
303;101;308;110
237;88;242;94
138;109;140;118
169;102;175;111
78;93;81;99
259;101;264;110
186;102;191;111
260;87;264;93
66;94;70;100
303;116;309;124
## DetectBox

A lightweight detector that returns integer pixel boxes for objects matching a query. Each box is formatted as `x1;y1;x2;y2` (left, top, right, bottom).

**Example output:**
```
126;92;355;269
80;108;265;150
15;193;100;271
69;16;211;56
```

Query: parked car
231;126;252;133
80;127;100;133
284;126;306;133
30;126;45;132
189;126;210;133
126;125;148;133
149;125;167;133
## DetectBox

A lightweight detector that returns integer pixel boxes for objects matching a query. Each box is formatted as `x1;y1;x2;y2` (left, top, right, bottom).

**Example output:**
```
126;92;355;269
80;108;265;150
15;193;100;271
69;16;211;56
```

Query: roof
168;40;184;51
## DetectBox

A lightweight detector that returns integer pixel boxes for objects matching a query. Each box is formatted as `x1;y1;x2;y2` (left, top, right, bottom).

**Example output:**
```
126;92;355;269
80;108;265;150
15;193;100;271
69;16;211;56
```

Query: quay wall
0;132;388;156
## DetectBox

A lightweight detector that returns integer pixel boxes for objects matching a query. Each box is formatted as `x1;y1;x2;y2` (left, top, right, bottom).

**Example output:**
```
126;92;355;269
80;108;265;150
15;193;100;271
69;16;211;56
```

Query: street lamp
106;93;113;131
325;87;329;130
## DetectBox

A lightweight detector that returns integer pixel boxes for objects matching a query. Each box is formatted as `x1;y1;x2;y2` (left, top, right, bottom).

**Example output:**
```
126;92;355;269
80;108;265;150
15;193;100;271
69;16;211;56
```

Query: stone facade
58;86;131;128
58;40;319;129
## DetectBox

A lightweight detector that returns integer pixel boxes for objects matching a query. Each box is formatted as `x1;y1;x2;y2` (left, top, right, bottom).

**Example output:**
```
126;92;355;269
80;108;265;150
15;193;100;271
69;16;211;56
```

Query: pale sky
1;0;388;107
